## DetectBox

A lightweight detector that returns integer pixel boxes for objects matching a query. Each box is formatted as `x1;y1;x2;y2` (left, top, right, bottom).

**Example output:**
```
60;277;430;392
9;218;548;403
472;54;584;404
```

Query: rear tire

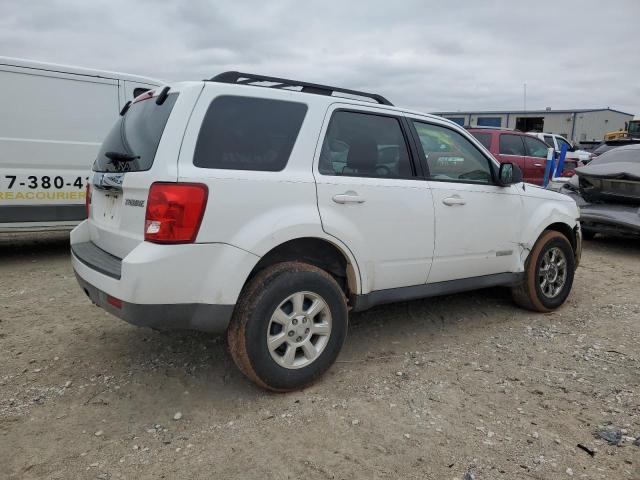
511;230;575;312
227;262;348;392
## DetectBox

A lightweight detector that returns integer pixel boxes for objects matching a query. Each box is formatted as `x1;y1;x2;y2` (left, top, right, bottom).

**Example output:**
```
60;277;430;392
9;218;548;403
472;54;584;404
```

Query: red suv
467;128;581;185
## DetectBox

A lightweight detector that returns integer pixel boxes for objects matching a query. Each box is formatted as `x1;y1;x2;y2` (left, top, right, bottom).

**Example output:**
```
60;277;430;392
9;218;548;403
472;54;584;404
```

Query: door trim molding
351;272;523;312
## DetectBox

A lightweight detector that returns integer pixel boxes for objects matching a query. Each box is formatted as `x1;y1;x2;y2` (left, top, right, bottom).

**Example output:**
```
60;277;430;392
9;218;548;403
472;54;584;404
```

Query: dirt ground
0;232;639;480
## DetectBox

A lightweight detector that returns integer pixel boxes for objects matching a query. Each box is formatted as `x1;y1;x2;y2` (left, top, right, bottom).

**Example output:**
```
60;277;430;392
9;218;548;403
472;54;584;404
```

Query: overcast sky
2;0;639;114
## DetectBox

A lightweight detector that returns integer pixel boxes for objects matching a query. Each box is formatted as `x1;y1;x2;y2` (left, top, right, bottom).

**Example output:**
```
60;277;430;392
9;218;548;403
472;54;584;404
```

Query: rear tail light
85;182;91;218
144;183;208;244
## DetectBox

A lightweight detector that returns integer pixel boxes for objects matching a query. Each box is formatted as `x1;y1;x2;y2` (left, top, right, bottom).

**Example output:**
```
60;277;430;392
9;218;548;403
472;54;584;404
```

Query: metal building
433;108;634;143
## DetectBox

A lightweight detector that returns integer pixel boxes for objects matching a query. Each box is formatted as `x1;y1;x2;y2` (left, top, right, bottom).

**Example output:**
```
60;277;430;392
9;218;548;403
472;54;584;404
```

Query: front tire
511;230;575;312
227;262;348;392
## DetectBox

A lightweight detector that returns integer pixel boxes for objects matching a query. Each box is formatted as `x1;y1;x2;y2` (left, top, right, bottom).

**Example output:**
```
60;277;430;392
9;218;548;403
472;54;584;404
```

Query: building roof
434;108;634;116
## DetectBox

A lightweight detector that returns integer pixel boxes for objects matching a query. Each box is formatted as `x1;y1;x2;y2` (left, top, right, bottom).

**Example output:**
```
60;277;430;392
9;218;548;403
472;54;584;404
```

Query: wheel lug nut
296;336;302;342
302;318;307;323
292;319;298;325
305;328;310;334
288;331;294;337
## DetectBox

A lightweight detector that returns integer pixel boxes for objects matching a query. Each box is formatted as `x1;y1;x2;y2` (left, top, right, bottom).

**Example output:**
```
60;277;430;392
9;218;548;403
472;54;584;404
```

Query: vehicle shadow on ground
67;284;520;401
0;231;70;260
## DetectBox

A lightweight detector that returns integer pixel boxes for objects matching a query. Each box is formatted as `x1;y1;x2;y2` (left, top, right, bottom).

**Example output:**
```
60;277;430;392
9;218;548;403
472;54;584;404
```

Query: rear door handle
332;192;366;204
442;196;466;206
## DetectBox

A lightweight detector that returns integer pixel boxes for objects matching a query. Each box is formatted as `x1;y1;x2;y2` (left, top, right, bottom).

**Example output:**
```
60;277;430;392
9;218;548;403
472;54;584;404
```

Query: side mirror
498;162;523;186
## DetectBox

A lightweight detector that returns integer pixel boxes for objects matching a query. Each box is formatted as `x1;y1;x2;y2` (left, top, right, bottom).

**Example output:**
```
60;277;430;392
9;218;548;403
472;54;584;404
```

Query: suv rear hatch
88;88;181;258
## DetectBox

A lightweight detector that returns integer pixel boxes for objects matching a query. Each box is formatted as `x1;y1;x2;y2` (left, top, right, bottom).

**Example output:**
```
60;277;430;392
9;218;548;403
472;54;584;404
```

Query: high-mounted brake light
85;182;91;218
144;183;208;244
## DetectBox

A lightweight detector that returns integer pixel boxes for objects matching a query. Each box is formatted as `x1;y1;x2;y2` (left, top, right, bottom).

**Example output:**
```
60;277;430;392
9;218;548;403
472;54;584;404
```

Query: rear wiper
105;151;140;162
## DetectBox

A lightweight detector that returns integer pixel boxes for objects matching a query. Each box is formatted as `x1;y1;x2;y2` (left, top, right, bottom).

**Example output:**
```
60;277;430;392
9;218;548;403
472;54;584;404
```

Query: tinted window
413;122;493;184
470;132;492;150
94;93;179;173
499;134;526;155
523;136;550;158
319;111;414;179
194;96;307;171
544;135;555;147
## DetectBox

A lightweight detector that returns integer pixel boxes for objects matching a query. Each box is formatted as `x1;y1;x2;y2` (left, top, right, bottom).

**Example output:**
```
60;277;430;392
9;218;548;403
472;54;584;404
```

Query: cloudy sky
2;0;639;114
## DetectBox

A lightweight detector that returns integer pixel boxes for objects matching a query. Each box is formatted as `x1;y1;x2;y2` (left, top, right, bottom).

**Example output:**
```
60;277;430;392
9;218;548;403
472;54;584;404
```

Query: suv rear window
94;93;179;173
193;96;307;171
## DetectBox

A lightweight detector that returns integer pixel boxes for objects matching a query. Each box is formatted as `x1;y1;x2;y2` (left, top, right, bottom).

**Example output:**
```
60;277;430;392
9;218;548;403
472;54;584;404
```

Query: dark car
590;138;640;158
468;127;582;185
562;143;640;239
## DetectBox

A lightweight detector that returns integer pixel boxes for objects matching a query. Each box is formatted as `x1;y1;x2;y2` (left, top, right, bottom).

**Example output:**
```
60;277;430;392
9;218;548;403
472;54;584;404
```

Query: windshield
93;93;179;173
629;121;640;136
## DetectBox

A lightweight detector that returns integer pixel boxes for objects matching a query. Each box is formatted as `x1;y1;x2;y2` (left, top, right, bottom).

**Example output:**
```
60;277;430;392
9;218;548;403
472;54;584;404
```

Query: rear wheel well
246;238;356;296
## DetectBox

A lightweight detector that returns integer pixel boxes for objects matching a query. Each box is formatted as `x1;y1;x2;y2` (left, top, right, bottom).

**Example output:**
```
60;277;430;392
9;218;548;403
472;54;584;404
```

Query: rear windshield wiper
105;151;140;162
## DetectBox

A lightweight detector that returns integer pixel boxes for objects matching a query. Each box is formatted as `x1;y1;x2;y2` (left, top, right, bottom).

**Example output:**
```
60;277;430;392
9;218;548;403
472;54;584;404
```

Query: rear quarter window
193;96;307;171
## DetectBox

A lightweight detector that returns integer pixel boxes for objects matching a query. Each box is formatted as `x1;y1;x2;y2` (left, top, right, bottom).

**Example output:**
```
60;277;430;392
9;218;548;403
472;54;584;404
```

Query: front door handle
533;163;543;167
332;192;366;204
442;196;466;206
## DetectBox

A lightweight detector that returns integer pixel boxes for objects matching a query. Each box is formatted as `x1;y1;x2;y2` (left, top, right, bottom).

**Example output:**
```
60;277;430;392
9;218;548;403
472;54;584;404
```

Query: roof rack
209;71;393;106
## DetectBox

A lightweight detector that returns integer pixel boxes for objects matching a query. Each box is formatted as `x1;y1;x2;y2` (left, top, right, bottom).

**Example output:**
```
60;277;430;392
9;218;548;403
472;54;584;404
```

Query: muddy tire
227;261;348;392
511;230;575;312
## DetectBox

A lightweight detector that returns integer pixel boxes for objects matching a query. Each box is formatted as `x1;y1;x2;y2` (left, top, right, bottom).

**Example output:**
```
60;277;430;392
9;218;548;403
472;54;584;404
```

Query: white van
0;57;162;232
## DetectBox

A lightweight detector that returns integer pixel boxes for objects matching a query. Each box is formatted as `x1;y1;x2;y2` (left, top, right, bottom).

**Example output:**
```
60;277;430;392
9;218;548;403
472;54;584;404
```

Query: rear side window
94;93;179;173
544;135;555;147
470;132;492;150
499;134;526;155
193;96;307;171
319;111;415;179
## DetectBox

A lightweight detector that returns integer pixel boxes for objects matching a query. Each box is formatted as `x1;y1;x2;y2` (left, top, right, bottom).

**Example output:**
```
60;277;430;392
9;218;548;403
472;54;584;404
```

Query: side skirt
351;272;524;312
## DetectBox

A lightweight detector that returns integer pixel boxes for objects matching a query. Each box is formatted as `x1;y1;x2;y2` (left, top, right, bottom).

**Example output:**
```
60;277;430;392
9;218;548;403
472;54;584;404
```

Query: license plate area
94;191;122;227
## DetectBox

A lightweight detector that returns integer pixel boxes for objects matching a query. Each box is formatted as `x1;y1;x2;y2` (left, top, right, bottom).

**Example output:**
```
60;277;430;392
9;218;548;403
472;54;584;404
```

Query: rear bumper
75;273;234;333
70;220;260;333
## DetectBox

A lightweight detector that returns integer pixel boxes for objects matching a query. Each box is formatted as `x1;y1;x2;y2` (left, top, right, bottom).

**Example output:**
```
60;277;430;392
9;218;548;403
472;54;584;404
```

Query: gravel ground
1;232;639;480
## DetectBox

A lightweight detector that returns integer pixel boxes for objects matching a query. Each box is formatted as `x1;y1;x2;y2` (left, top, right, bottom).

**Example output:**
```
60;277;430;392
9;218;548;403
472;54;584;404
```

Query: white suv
528;132;592;163
71;72;582;391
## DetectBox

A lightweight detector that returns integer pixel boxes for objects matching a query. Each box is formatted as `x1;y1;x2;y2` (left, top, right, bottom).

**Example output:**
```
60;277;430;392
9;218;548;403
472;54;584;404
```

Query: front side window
319;111;414;179
499;134;526;156
544;135;555;148
523;136;550;158
555;136;571;151
413;121;493;184
194;96;307;171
